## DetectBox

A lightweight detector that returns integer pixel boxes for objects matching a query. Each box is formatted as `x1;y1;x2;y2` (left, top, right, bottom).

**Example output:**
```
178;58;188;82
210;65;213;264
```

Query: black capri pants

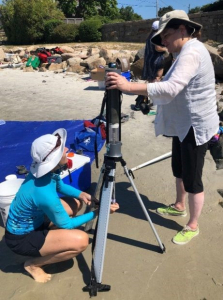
171;127;209;194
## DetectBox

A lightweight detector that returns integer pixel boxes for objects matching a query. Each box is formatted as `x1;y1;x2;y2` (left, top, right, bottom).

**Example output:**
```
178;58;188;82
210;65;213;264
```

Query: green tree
189;6;201;14
202;0;223;12
75;0;120;20
57;0;77;18
75;0;98;19
158;6;174;17
97;0;119;20
119;6;142;21
0;0;64;45
189;0;223;13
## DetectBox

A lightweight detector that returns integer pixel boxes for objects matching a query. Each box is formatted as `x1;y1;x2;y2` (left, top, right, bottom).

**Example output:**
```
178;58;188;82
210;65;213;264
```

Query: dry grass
2;42;144;51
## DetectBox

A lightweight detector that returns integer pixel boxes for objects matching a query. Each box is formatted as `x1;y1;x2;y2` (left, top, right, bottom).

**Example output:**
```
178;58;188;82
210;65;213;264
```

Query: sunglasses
42;133;61;162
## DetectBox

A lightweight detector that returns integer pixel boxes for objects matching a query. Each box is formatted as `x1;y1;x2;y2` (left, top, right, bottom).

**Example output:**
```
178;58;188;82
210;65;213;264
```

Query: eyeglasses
42;133;61;162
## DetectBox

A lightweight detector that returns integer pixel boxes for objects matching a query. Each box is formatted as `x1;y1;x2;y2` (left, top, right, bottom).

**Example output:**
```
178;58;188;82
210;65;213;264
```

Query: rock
80;54;106;69
133;47;145;62
39;67;47;72
99;49;119;64
60;46;75;53
0;47;6;61
87;57;106;70
130;58;144;78
67;65;86;73
87;47;100;56
67;57;82;66
204;44;223;79
61;53;80;61
217;44;223;57
48;61;67;71
23;66;34;72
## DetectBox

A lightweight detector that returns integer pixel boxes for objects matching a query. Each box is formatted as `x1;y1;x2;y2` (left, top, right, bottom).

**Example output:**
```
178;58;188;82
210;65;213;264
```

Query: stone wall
101;10;223;43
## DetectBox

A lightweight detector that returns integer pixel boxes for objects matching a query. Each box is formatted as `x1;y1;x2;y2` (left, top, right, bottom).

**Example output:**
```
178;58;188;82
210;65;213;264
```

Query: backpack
26;56;40;68
36;48;51;63
51;47;64;55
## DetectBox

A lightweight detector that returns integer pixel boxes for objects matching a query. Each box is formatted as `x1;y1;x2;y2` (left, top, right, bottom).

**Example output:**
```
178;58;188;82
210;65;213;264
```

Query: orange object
67;152;74;157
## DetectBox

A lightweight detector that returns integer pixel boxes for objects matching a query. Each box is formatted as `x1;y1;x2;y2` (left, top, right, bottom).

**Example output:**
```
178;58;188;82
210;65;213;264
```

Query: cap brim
151;18;202;46
30;128;67;178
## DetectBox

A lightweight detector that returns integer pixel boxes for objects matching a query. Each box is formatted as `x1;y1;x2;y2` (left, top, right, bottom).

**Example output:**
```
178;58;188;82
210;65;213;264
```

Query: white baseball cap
152;20;159;31
30;128;67;178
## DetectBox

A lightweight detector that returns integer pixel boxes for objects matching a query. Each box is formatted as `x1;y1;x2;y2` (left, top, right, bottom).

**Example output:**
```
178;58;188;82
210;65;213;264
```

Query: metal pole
130;152;172;172
156;0;159;18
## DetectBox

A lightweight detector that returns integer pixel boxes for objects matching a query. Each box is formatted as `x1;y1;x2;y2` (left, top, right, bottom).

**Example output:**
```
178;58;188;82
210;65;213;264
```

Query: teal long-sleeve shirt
6;172;96;235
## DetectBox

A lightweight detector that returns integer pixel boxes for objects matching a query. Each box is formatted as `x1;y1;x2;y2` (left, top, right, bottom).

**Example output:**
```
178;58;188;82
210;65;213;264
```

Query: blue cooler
121;71;131;81
60;154;91;191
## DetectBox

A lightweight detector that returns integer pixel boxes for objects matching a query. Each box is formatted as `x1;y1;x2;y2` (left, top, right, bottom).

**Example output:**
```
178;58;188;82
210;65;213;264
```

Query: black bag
209;134;223;170
47;56;62;64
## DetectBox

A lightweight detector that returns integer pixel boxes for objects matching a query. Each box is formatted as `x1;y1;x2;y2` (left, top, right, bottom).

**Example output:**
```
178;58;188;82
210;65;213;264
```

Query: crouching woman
4;128;119;283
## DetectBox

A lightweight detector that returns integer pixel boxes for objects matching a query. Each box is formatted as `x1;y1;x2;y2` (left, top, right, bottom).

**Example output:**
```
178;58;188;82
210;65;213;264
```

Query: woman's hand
110;202;119;214
105;72;131;93
79;192;92;206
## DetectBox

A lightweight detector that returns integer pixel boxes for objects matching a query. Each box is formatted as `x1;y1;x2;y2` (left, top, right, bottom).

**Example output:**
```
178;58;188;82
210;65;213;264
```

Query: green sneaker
156;204;187;217
172;225;199;245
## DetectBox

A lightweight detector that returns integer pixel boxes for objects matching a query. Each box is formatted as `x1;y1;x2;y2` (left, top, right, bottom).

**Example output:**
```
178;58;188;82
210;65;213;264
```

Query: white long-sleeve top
148;38;219;145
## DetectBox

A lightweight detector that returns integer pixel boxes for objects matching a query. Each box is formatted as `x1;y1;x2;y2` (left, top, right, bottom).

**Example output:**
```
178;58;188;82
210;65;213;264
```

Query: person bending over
5;128;119;282
105;10;219;245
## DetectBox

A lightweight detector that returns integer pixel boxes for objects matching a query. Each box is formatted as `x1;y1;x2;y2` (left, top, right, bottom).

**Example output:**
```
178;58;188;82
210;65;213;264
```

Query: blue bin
121;71;131;81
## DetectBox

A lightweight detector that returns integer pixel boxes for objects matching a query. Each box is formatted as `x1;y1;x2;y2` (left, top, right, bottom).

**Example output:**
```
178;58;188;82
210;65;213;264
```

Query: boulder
60;46;75;53
61;53;80;61
133;47;145;62
204;44;223;79
48;61;67;71
67;65;86;73
130;58;144;79
23;66;34;72
87;57;106;70
87;47;100;56
67;57;82;66
39;67;47;72
80;54;103;69
99;49;119;64
0;47;5;61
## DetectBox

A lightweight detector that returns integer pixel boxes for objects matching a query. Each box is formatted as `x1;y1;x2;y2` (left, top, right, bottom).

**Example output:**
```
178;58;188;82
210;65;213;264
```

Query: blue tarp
0;120;102;183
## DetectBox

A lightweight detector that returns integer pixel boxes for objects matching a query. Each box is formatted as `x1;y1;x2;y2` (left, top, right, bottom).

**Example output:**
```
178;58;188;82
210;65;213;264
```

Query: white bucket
0;178;24;227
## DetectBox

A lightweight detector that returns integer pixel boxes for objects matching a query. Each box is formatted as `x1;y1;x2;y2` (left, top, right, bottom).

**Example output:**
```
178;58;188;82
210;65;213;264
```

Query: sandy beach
0;67;223;300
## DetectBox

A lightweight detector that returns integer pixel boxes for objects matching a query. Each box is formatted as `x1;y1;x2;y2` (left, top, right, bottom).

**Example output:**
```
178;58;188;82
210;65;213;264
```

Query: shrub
50;23;79;43
44;19;63;42
78;19;102;42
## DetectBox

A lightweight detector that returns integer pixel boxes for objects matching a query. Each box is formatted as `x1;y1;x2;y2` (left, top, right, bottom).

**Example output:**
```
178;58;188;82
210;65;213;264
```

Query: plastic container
121;71;131;81
0;178;24;227
98;81;105;89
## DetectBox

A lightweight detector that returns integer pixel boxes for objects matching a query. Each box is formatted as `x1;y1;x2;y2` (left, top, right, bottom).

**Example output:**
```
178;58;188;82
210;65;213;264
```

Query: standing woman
106;10;219;245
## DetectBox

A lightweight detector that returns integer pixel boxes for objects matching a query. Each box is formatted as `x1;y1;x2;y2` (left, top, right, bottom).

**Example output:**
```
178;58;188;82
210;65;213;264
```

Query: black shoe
134;105;141;111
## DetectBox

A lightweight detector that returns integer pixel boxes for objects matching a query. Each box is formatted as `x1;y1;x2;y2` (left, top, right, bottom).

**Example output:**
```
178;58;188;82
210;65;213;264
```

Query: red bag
37;50;51;63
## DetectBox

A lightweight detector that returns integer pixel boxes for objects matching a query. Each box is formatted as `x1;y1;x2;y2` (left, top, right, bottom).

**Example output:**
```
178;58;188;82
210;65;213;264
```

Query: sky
117;0;215;19
0;0;217;20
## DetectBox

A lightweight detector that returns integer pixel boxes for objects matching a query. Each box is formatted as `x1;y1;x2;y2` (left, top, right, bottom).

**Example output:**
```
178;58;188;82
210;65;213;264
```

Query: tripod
83;69;165;297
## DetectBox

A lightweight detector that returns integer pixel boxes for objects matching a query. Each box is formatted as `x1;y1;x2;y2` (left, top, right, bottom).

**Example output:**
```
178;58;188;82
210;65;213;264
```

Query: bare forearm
128;82;148;96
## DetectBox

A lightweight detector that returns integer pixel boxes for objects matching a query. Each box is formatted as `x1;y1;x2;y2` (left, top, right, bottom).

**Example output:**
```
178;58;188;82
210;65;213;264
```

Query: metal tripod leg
84;164;105;232
93;168;115;283
123;165;165;252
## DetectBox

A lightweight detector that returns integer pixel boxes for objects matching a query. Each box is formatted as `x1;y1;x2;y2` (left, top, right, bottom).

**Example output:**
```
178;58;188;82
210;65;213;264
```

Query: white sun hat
30;128;67;178
151;10;202;46
152;20;159;31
